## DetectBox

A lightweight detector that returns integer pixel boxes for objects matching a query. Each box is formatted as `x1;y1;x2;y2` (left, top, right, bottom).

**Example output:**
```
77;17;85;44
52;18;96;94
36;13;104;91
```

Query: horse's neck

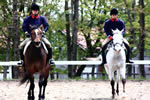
27;44;43;57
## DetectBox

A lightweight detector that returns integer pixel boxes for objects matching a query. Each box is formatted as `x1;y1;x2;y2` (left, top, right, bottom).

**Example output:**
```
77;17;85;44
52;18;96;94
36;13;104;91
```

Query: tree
139;0;145;77
11;0;20;79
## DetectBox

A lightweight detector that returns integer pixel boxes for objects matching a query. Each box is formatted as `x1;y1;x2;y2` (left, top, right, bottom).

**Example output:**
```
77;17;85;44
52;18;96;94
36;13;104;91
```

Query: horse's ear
121;29;124;34
112;29;115;33
39;24;43;30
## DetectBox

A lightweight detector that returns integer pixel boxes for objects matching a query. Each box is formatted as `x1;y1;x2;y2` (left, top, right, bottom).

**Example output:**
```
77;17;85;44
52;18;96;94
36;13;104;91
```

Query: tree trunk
71;0;79;78
3;26;12;80
12;0;20;79
75;65;86;77
75;0;98;78
91;65;95;78
123;0;136;77
139;0;145;77
65;0;72;78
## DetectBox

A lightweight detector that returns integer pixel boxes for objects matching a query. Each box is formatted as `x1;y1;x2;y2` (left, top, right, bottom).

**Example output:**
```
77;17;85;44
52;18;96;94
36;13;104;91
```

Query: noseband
112;41;124;51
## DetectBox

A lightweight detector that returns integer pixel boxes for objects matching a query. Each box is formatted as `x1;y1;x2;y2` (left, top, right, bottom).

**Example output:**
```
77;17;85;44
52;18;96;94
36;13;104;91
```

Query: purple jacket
104;18;125;37
22;15;49;34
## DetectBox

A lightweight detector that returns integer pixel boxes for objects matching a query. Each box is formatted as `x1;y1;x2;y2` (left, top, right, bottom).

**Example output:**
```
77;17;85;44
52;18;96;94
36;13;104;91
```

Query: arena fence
0;60;150;80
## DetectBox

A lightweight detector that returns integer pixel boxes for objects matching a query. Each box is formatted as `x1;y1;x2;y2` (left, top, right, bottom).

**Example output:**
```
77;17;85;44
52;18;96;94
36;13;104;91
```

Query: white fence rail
0;60;150;66
0;60;150;80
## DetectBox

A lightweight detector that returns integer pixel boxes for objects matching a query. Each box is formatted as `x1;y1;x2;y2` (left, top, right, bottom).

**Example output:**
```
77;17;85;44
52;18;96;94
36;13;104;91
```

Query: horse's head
30;25;43;47
112;29;124;54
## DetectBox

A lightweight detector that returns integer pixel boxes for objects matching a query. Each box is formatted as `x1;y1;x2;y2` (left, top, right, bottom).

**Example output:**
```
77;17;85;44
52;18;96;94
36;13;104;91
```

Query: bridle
31;28;42;47
112;39;124;52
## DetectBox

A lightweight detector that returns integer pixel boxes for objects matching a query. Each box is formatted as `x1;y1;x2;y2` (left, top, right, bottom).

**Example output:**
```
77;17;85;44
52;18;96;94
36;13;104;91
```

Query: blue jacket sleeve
22;17;29;33
41;16;49;32
104;21;111;37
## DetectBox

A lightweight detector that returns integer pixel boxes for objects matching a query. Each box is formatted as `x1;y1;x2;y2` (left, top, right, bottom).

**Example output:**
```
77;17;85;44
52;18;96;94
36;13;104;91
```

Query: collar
32;14;39;19
110;18;118;22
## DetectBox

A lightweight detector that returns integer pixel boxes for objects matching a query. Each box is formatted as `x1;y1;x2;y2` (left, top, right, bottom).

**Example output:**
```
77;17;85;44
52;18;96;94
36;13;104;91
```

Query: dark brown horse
20;26;50;100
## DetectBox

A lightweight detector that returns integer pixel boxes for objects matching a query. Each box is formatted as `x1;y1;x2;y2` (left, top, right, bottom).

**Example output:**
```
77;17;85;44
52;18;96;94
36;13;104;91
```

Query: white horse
104;29;126;98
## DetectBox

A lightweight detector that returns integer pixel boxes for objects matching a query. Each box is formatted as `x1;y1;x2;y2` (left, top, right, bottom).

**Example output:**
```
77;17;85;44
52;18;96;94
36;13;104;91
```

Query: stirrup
127;60;133;63
18;60;24;66
49;59;54;65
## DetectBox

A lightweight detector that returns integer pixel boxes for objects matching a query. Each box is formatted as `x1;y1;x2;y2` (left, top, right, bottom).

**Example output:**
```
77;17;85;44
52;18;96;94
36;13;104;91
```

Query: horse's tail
20;73;29;85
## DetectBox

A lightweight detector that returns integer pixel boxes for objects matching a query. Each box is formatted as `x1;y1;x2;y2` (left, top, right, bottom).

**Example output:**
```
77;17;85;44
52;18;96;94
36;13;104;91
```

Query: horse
104;29;126;98
20;25;50;100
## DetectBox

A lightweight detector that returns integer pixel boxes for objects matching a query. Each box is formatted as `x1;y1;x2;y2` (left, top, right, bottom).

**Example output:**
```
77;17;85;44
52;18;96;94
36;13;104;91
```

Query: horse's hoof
112;95;115;99
39;96;45;100
28;96;35;100
117;93;119;96
39;98;44;100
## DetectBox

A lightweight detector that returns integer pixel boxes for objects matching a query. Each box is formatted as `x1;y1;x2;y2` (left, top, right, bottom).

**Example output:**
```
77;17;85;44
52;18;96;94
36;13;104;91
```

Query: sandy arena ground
0;80;150;100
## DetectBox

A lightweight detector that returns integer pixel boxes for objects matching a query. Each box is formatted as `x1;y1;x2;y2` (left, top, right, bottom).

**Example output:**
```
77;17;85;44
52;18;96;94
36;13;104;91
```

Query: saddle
23;40;48;55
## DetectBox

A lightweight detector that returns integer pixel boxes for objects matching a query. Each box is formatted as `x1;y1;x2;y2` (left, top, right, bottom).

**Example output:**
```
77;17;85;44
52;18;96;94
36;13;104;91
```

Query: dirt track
0;80;150;100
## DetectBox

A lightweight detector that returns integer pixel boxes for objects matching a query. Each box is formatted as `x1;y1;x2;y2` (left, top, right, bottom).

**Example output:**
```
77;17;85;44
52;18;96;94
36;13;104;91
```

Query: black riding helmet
31;3;40;11
110;8;118;15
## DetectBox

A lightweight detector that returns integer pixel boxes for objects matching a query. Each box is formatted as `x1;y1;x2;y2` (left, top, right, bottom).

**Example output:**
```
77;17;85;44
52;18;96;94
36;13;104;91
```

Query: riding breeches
41;37;52;48
19;38;31;49
19;37;52;50
102;37;130;47
102;38;110;47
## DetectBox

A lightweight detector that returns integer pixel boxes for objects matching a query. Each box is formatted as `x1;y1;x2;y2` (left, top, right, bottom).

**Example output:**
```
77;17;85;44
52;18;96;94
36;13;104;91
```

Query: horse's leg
122;79;126;93
116;70;120;96
41;66;50;99
41;79;48;99
38;74;44;100
28;77;35;100
111;79;115;99
104;64;109;74
109;69;115;98
120;65;126;93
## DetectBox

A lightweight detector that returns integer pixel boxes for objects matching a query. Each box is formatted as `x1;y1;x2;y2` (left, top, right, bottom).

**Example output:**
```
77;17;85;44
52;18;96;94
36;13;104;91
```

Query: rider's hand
25;32;31;37
109;36;113;40
42;31;45;37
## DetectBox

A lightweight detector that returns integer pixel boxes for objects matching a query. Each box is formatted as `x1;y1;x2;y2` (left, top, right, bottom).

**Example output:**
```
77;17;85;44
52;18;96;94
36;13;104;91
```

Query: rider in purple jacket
100;8;133;66
19;3;54;66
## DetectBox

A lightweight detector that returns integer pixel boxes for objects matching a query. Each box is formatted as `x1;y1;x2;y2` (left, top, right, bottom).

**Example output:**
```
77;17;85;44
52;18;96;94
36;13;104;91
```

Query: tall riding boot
19;49;26;71
126;49;133;63
124;42;133;63
48;47;54;65
19;49;24;63
100;47;106;66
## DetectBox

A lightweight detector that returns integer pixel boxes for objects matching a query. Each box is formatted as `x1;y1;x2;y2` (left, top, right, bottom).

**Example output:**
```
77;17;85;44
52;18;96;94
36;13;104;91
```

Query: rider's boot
126;50;133;63
124;43;133;63
19;49;26;71
48;47;54;65
100;48;106;66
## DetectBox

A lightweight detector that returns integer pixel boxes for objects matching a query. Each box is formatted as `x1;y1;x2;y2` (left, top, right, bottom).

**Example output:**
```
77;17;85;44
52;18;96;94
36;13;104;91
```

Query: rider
100;8;133;66
19;3;54;65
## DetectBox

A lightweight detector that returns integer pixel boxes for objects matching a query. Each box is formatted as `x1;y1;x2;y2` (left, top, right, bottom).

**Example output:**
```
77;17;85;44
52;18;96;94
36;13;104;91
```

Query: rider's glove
109;36;113;40
42;31;45;37
25;32;31;37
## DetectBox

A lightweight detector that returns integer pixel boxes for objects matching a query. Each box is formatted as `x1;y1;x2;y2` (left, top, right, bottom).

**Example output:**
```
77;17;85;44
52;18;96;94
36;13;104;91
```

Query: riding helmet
31;3;40;11
110;8;118;15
